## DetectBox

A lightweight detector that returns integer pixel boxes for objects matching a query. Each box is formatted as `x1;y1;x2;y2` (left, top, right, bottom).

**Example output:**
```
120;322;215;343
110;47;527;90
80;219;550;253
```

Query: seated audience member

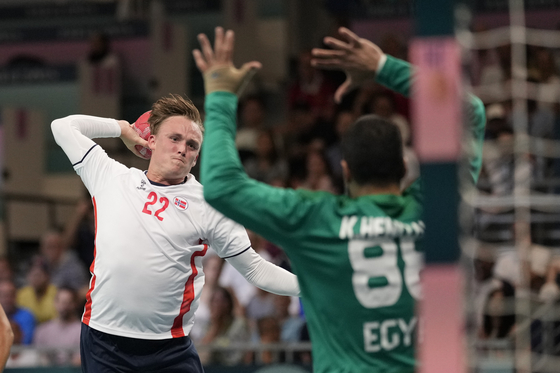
0;280;35;345
199;287;250;366
243;129;289;184
40;230;88;291
288;50;337;122
255;317;283;365
5;321;46;368
16;257;57;324
0;257;14;282
62;196;95;272
326;110;355;181
300;150;337;193
33;287;81;366
539;257;560;303
236;95;267;162
274;295;305;343
480;280;516;340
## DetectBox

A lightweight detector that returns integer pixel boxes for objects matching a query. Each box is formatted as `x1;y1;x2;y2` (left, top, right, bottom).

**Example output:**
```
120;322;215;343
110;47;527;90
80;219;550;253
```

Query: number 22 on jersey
349;237;423;309
142;191;169;221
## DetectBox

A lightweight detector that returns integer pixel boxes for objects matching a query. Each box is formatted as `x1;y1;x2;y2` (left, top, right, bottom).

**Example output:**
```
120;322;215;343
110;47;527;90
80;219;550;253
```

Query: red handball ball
132;111;152;159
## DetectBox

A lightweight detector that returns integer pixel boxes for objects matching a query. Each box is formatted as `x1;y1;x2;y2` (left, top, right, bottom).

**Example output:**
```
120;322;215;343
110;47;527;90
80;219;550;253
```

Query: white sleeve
225;248;300;297
51;115;121;165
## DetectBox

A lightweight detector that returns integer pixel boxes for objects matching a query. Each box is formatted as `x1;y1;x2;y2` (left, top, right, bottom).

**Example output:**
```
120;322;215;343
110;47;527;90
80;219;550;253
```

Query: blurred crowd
467;25;560;362
2;27;560;367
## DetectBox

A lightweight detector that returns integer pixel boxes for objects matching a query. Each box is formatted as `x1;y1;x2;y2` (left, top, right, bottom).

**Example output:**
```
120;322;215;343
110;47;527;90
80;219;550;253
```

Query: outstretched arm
312;27;486;184
226;249;299;296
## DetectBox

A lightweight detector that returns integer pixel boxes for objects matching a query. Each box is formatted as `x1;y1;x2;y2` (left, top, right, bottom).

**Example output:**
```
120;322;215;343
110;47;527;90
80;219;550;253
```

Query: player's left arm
225;248;300;296
196;28;320;244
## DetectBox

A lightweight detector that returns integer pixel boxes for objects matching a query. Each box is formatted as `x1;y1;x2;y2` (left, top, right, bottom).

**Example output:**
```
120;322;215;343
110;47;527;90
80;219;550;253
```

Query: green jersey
201;56;486;373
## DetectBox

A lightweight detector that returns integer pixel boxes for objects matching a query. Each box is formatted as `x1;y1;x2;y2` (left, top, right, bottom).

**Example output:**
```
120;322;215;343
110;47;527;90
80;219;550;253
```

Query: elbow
3;326;14;350
51;116;74;141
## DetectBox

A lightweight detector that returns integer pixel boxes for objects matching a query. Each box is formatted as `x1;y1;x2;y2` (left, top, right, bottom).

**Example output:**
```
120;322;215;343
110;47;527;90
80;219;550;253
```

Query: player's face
148;116;202;183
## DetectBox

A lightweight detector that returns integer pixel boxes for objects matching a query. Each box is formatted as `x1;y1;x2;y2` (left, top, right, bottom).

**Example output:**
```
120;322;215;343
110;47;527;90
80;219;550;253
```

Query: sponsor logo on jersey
173;196;189;211
137;180;147;191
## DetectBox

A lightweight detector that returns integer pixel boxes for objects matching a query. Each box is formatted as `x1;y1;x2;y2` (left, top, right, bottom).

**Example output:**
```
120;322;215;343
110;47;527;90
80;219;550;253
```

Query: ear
341;159;351;183
148;134;156;151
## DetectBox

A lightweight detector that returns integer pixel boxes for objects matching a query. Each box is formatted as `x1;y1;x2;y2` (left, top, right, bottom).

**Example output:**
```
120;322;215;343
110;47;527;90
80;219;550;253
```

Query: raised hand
193;27;261;95
311;27;385;103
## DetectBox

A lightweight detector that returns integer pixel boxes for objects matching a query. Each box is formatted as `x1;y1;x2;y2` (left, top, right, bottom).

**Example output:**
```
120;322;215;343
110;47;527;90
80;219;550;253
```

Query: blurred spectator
0;280;35;345
480;279;516;340
288;50;336;122
236;96;267;163
274;295;305;343
62;196;95;272
16;257;57;324
326;110;355;181
539;256;560;303
40;230;88;291
246;288;276;324
244;129;288;184
529;244;552;294
0;257;14;282
33;287;81;366
87;32;119;68
5;321;46;368
478;44;511;103
533;48;560;112
481;118;517;198
190;253;223;343
472;244;502;334
199;287;250;366
255;317;283;364
300;150;338;193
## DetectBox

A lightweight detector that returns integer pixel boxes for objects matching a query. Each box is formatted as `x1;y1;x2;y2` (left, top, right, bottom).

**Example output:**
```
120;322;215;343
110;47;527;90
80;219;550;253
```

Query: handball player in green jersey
194;27;485;373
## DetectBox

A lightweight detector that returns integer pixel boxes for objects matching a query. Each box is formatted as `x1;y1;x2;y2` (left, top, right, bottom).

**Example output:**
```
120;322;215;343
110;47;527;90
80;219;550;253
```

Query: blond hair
149;94;203;136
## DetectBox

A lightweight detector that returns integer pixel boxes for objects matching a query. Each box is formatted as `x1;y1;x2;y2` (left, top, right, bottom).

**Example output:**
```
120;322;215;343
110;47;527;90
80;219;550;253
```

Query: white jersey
53;116;251;340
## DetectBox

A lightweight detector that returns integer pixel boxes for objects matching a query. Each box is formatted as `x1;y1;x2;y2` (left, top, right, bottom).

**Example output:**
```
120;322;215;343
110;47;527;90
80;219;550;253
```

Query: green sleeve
200;92;320;246
376;55;486;184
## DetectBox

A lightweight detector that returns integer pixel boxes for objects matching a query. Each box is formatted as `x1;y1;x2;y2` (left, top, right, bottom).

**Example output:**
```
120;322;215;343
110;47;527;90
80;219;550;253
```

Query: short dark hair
341;115;405;186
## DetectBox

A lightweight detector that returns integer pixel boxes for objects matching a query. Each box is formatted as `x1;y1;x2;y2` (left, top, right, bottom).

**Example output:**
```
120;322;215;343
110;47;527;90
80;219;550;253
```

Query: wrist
117;120;130;136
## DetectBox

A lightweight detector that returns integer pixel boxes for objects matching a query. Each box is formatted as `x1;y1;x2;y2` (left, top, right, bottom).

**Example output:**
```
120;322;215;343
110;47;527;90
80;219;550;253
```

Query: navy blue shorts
80;323;204;373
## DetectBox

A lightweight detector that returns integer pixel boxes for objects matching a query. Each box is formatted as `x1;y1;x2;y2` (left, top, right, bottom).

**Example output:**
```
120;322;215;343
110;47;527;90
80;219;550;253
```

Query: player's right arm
51;115;148;164
51;115;148;194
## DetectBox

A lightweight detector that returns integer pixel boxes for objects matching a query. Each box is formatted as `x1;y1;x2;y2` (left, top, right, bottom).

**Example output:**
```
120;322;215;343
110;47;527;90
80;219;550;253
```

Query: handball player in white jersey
51;94;300;372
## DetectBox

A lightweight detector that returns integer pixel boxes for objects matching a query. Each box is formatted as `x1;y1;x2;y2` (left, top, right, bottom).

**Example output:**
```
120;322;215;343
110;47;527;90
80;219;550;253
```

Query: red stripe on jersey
82;197;98;325
171;244;208;338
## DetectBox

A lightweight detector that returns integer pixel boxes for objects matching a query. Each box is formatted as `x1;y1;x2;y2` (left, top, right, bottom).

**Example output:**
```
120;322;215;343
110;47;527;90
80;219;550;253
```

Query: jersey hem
84;320;178;340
